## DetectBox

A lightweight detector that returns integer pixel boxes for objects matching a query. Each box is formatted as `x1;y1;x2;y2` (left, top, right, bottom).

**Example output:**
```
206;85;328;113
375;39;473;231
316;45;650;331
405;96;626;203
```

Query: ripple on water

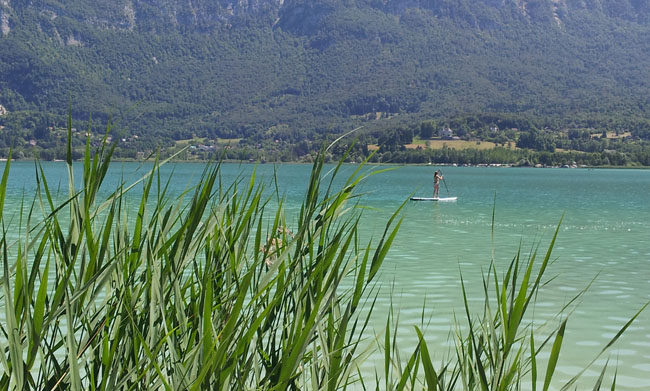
399;307;429;316
608;348;638;356
556;365;600;378
441;340;455;348
410;283;439;289
590;358;614;367
612;374;650;389
422;293;447;299
425;324;454;332
428;317;451;324
599;290;624;295
575;340;601;346
633;363;650;372
603;325;645;332
428;273;451;279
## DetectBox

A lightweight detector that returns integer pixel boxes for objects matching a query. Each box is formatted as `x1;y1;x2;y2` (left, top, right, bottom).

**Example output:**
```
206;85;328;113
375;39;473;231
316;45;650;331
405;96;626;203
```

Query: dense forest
2;0;650;165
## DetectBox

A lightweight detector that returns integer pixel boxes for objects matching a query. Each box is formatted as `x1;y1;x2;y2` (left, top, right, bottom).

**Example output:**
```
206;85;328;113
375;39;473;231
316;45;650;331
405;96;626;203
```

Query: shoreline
2;157;649;169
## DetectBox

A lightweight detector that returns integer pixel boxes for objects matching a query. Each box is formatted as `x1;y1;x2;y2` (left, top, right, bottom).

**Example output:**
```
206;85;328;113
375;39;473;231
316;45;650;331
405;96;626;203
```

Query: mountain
2;0;650;144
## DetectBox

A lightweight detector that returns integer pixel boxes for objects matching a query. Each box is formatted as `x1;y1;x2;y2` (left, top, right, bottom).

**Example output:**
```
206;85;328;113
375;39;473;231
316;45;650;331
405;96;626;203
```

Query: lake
2;161;649;389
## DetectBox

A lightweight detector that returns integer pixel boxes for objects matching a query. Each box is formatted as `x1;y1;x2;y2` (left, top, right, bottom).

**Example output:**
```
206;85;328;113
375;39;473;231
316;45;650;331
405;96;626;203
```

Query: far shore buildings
439;126;453;139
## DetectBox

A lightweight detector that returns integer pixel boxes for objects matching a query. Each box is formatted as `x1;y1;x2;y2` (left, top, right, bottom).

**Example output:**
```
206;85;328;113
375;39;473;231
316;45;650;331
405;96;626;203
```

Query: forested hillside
2;0;650;163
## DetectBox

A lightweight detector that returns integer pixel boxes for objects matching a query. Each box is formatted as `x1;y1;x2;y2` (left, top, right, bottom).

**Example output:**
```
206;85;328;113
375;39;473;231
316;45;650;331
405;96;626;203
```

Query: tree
419;121;435;139
34;126;50;141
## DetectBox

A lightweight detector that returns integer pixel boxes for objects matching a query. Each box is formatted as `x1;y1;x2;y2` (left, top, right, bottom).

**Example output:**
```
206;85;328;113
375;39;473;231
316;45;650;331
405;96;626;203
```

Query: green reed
0;120;645;390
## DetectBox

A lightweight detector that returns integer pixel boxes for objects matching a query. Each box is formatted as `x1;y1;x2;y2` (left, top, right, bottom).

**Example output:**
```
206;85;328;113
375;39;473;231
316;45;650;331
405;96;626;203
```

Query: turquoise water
356;166;650;390
2;161;650;389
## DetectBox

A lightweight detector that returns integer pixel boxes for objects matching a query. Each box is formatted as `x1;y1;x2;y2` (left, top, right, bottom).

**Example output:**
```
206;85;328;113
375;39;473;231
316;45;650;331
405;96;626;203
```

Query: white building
439;126;453;139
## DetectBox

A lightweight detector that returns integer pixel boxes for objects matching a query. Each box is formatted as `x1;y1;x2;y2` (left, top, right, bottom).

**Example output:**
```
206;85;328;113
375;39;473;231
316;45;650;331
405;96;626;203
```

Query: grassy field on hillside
369;139;502;151
174;137;242;146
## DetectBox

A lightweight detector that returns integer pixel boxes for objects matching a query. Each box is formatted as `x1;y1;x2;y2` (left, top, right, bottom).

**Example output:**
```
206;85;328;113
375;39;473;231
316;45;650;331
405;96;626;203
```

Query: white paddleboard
410;197;457;202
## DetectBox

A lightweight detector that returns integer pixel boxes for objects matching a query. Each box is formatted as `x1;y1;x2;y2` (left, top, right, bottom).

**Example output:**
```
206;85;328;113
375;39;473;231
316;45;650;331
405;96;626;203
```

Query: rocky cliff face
1;0;11;36
371;0;650;25
3;0;650;37
129;0;285;30
3;0;285;33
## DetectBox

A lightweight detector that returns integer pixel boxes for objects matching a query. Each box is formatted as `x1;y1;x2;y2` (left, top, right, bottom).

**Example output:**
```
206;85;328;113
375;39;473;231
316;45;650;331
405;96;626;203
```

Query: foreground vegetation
0;126;646;390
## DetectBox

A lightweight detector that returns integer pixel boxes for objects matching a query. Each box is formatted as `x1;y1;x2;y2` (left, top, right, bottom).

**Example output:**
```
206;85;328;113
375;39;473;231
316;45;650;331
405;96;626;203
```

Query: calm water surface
3;161;650;389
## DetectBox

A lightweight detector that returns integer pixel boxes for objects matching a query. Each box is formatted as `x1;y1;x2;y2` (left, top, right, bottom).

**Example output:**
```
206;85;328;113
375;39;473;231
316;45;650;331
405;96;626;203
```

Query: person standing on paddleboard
433;170;443;198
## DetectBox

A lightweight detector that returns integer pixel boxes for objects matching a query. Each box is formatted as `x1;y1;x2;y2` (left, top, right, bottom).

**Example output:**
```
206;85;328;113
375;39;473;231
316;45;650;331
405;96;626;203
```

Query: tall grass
0;123;645;390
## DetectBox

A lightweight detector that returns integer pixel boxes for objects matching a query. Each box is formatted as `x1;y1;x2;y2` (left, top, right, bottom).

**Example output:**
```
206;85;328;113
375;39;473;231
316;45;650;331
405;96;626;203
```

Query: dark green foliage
2;0;650;151
517;130;556;152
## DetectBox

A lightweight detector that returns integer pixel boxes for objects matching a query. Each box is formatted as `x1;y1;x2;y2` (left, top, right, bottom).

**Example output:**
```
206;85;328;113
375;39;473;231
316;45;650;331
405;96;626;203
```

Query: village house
198;144;216;151
439;126;453;139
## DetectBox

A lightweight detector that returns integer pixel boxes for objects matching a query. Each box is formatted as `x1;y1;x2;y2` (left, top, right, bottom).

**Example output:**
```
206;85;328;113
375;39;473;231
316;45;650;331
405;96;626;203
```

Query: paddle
439;169;450;196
